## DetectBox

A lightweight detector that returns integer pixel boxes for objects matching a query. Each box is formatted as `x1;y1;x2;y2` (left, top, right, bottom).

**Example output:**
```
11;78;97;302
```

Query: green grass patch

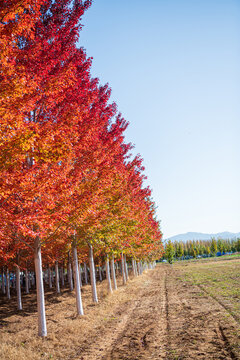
175;258;240;322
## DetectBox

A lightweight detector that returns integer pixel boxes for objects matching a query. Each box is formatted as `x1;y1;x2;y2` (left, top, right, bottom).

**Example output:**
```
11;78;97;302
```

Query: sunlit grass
175;258;240;322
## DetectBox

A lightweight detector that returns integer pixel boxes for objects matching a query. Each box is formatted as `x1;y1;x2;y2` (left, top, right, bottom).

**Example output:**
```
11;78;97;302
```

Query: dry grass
0;272;144;360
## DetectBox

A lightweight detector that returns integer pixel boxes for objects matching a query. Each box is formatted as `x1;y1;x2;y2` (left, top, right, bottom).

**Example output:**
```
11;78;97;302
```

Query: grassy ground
0;259;239;359
174;258;240;323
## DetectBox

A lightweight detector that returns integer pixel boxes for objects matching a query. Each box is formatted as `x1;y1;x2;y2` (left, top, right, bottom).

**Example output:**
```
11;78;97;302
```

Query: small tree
236;238;240;252
217;239;223;254
166;241;175;264
206;246;211;257
210;238;218;256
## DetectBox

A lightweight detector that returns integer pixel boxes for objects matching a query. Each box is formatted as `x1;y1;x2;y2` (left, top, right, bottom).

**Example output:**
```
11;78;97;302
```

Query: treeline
164;238;240;263
0;0;163;336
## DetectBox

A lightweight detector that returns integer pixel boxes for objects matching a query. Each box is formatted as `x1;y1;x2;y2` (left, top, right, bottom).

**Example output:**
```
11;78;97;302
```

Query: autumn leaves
0;0;163;336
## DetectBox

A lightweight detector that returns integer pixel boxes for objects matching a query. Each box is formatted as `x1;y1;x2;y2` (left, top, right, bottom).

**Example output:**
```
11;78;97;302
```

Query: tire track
76;266;239;360
216;325;238;360
79;299;139;360
167;268;240;360
196;283;240;323
101;269;168;360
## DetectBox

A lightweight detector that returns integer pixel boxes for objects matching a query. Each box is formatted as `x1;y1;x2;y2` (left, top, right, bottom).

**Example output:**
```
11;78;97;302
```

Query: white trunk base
89;245;98;303
121;253;126;285
106;256;112;293
55;262;60;294
34;239;47;337
16;266;22;310
110;258;117;290
72;245;84;315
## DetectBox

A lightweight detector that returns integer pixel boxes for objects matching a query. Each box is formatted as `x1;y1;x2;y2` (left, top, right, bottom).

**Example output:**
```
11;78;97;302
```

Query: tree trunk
131;258;135;276
121;253;126;285
25;269;29;294
6;267;10;299
105;255;112;293
55;261;60;294
72;244;84;315
84;262;88;285
34;237;47;337
60;267;65;287
124;254;128;281
16;265;22;310
137;262;141;275
110;258;117;290
2;268;5;294
88;244;98;303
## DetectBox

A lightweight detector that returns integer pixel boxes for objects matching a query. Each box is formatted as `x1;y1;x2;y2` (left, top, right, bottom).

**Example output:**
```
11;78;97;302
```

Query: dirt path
79;266;239;360
0;265;239;360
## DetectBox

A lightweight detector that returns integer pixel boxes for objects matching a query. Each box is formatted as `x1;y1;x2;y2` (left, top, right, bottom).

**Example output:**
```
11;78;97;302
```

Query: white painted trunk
132;259;136;276
55;261;60;294
110;258;117;290
34;238;47;337
25;269;29;294
88;244;98;303
124;254;128;281
121;253;126;285
72;244;84;315
84;262;88;285
16;266;22;310
2;269;5;294
6;268;10;299
105;256;112;293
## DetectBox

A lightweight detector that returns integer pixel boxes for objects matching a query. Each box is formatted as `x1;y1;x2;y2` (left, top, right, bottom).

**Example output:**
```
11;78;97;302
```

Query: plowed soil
0;261;239;360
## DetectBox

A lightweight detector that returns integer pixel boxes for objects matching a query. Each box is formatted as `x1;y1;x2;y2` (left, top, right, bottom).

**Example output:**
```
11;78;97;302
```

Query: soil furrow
196;283;240;323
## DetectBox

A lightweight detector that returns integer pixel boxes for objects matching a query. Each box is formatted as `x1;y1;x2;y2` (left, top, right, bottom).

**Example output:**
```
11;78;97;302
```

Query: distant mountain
165;231;240;242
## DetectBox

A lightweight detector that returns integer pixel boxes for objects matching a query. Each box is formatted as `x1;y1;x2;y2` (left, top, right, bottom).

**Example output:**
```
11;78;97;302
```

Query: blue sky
79;0;240;238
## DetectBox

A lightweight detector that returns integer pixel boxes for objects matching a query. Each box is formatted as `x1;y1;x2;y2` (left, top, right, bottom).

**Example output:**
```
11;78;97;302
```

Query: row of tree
0;0;163;336
164;238;240;263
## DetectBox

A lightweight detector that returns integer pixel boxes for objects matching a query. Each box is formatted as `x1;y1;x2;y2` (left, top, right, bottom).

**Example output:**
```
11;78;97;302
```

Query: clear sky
78;0;240;239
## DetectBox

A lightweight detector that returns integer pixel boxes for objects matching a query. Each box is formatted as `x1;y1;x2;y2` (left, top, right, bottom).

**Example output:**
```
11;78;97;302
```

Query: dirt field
0;258;239;360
